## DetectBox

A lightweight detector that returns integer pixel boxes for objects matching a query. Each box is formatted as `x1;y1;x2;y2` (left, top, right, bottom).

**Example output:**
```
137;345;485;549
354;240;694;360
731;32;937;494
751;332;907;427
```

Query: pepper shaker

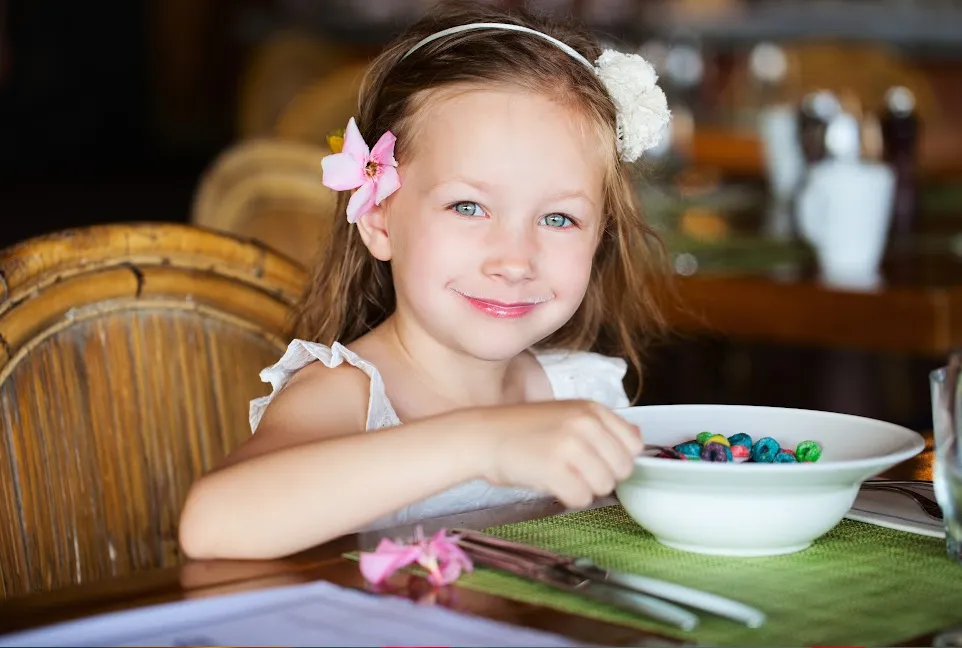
797;91;841;165
880;86;920;242
784;91;840;240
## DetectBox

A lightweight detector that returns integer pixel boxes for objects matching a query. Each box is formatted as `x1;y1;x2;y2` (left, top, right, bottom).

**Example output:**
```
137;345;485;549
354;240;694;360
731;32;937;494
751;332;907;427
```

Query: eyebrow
430;177;597;207
549;189;597;208
429;177;493;195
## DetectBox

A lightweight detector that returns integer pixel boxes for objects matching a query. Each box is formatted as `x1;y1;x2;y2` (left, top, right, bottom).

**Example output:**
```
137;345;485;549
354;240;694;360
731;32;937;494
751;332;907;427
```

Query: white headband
402;22;595;72
400;22;671;162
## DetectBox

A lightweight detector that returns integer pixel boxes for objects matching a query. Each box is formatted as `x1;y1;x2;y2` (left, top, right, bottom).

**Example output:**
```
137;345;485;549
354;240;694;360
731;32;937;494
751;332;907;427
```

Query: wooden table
668;272;962;356
0;498;669;647
0;435;938;646
885;429;935;481
662;143;962;357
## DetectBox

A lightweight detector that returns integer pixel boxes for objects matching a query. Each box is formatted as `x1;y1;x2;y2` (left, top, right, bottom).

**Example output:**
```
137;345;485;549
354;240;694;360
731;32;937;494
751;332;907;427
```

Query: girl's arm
178;362;490;560
178;362;642;560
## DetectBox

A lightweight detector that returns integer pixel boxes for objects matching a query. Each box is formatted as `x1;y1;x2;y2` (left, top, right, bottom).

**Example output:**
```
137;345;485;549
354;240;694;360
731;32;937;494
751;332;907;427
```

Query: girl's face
361;85;607;361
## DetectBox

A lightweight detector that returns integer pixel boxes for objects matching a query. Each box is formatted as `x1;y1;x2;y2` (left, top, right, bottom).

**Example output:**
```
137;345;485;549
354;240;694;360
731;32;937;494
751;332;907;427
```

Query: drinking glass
931;355;962;562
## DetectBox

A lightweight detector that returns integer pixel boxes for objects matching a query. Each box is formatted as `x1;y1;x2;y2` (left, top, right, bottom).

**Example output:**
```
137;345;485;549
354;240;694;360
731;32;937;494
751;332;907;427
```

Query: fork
860;482;943;520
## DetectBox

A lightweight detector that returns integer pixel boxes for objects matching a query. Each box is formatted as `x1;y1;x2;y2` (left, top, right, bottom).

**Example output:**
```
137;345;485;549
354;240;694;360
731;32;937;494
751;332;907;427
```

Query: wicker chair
274;61;370;146
191;138;337;268
236;30;357;139
0;223;307;598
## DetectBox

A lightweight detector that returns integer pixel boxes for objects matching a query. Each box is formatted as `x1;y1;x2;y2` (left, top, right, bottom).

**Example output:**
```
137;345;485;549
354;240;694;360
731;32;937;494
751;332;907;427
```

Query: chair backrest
273;60;370;146
0;223;307;599
236;30;354;140
191;138;337;268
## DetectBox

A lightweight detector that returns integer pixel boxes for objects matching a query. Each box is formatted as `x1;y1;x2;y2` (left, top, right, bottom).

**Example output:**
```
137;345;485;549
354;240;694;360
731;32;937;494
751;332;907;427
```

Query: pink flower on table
321;117;401;223
358;539;422;585
421;529;474;586
359;527;473;588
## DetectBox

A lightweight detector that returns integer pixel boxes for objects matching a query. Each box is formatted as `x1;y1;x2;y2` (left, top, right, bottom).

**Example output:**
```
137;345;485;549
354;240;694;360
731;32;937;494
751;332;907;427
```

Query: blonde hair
292;0;673;399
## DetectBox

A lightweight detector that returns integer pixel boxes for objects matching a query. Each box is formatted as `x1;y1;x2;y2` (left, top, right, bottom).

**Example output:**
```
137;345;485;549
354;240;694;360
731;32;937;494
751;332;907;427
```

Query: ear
355;205;392;261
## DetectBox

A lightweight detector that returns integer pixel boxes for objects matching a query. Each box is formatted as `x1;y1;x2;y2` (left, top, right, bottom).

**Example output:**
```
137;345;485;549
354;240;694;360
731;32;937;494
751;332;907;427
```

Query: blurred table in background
669;265;962;356
885;428;934;481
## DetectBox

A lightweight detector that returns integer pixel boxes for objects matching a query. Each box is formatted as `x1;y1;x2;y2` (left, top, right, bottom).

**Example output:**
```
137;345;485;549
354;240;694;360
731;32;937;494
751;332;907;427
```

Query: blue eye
451;201;485;217
541;214;574;228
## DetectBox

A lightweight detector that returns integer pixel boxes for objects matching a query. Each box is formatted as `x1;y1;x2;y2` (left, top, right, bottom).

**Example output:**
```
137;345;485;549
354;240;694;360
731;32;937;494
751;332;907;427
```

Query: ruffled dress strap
249;339;401;433
534;350;631;408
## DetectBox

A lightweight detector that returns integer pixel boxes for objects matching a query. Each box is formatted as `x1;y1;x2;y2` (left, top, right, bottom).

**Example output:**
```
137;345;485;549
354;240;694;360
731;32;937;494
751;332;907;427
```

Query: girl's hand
473;400;643;508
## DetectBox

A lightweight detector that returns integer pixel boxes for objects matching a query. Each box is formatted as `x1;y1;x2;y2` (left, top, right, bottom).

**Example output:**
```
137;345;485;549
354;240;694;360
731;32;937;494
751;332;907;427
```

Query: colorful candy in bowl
614;405;925;557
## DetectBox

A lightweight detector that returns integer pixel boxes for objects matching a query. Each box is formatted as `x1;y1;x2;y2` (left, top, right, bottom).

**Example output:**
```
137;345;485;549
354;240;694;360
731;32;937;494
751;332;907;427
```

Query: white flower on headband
401;23;673;164
594;50;671;163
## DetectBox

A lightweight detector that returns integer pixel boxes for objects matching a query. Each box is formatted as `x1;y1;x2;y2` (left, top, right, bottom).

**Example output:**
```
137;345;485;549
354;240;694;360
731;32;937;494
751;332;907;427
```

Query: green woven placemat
451;505;962;647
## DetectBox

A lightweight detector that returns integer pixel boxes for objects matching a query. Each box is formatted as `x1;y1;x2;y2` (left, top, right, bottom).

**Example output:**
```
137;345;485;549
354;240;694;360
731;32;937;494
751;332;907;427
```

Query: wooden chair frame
0;223;307;598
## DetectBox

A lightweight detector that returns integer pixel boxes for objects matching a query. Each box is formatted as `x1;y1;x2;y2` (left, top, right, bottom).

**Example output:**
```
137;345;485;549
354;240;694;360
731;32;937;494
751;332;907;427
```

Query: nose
480;221;537;284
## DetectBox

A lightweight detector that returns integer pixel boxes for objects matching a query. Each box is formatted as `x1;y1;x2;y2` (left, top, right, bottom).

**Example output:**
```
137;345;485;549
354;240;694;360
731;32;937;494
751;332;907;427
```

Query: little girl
179;0;672;560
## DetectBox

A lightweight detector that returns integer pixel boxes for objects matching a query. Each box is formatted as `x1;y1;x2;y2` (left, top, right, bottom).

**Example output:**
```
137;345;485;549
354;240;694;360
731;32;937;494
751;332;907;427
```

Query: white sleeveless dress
249;339;630;530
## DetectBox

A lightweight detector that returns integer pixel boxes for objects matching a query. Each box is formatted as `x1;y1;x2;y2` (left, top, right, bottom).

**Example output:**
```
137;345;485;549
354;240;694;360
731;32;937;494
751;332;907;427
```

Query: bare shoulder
220;360;371;468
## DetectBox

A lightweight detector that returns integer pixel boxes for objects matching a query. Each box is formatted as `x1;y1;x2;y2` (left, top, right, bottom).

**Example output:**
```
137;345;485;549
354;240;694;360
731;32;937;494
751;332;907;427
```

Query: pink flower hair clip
321;117;401;223
359;526;473;588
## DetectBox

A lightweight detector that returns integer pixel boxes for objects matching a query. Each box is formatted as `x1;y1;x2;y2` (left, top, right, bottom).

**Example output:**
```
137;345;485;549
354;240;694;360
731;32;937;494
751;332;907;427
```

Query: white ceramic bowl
614;405;926;557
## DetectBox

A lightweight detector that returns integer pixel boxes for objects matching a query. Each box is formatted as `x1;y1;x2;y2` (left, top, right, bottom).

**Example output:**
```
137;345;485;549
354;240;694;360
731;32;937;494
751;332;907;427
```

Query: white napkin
0;579;580;647
845;481;945;538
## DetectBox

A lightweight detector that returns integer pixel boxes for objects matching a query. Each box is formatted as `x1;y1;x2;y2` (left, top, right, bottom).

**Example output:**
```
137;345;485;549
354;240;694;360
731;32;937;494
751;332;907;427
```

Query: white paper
845;481;944;538
0;580;581;647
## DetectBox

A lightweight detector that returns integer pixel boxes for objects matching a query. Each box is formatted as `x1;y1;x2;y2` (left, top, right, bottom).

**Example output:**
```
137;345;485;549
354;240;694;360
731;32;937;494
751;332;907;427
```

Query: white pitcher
795;113;896;291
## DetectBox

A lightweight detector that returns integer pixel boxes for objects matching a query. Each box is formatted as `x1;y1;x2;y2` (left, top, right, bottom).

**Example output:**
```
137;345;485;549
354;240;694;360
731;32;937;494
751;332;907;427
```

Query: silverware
585;565;767;628
865;479;933;486
454;531;697;630
453;529;766;631
861;482;943;520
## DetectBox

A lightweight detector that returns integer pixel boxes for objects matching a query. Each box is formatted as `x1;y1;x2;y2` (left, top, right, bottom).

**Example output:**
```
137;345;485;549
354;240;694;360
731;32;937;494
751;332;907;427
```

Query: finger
562;436;616;497
546;463;595;509
576;420;635;481
591;405;645;457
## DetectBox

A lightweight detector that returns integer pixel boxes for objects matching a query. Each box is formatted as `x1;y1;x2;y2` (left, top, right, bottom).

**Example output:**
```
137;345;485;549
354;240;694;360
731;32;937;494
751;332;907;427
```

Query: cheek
543;236;596;296
392;217;465;286
387;194;435;263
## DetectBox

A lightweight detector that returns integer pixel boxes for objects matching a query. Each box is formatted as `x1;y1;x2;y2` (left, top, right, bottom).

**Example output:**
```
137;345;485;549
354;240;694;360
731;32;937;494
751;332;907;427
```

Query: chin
453;335;533;362
447;318;567;362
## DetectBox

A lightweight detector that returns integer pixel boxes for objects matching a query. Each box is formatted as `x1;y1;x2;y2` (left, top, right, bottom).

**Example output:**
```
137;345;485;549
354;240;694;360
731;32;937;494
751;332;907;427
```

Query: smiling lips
459;293;548;319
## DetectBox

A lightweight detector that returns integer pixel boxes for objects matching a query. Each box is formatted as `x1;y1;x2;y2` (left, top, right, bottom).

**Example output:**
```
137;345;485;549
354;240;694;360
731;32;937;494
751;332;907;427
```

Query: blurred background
2;0;961;430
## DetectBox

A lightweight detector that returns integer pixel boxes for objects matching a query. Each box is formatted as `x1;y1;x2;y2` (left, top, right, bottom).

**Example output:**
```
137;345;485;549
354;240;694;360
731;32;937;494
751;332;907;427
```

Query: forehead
402;85;608;195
